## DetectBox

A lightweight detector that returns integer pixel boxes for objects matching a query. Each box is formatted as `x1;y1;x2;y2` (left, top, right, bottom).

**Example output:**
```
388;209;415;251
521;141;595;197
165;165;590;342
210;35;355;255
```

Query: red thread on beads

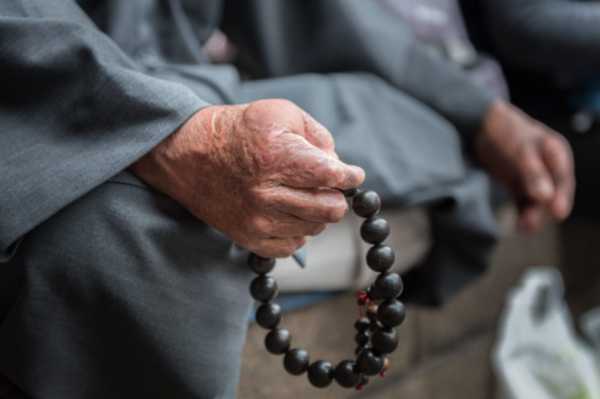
380;371;387;377
357;291;369;305
357;290;369;318
355;385;364;390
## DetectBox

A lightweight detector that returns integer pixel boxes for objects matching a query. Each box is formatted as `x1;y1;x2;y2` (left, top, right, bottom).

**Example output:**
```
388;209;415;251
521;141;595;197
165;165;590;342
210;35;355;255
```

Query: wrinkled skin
130;99;365;258
475;100;575;232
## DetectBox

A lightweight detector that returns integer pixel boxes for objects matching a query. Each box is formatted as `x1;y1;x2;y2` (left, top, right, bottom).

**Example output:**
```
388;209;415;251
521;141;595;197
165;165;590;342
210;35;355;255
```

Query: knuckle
248;216;271;236
277;98;295;107
274;98;296;110
254;189;277;209
322;163;343;187
240;217;255;235
260;98;295;114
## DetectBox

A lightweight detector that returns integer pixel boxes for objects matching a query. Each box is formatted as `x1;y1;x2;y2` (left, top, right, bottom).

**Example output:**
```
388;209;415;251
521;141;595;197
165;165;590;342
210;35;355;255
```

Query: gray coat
0;0;498;397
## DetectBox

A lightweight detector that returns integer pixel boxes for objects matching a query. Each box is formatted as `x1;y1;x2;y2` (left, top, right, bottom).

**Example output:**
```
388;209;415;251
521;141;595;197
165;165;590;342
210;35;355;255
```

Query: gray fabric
221;0;496;143
0;172;254;399
484;0;600;71
0;0;208;254
0;0;500;397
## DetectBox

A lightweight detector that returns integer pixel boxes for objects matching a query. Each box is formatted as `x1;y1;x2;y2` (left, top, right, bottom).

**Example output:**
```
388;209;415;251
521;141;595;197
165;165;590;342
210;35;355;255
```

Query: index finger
275;134;365;189
300;111;336;156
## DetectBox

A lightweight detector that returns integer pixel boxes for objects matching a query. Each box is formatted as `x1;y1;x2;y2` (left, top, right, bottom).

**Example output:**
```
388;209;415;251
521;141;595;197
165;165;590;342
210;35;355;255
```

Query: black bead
377;299;406;328
255;303;282;329
356;348;385;376
371;327;399;354
250;275;278;302
308;360;334;388
265;328;291;355
354;332;369;346
339;188;360;198
334;360;363;388
284;348;310;375
366;245;395;272
354;318;369;332
368;320;384;333
355;346;366;356
367;284;383;301
248;253;275;275
360;217;390;244
374;272;404;300
351;190;381;218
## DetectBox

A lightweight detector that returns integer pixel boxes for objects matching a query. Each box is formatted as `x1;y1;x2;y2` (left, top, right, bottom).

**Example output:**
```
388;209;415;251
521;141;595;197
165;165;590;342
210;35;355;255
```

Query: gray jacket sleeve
484;0;600;71
221;0;496;143
0;0;207;255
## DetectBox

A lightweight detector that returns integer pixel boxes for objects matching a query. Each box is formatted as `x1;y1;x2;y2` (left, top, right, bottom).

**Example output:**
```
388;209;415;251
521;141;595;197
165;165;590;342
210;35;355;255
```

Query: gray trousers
0;172;254;399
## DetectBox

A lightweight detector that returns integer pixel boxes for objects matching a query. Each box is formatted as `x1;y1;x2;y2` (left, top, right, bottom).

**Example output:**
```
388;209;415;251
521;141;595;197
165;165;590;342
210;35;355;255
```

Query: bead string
248;188;406;390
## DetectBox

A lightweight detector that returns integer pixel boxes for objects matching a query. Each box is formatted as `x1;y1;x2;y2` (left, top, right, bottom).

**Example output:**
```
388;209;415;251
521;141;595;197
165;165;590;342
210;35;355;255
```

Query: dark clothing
0;0;497;397
484;0;600;71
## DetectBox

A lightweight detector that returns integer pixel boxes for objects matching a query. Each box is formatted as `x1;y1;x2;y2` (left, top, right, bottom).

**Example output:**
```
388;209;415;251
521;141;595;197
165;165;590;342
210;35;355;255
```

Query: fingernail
531;178;553;200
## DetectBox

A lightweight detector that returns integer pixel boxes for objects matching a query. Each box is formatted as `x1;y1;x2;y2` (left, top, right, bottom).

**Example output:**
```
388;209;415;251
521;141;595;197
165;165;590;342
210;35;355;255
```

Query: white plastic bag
493;267;600;399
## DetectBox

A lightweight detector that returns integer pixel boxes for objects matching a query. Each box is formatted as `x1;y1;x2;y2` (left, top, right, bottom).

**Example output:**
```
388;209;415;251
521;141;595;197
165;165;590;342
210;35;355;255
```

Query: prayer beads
248;189;406;390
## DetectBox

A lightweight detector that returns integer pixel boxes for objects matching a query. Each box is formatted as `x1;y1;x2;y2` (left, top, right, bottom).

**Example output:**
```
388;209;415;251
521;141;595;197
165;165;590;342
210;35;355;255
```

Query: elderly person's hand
130;99;365;258
475;100;575;232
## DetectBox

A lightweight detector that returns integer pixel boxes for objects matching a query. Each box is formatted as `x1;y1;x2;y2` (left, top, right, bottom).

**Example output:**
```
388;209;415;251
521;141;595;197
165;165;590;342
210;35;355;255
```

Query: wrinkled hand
475;100;575;232
130;99;365;258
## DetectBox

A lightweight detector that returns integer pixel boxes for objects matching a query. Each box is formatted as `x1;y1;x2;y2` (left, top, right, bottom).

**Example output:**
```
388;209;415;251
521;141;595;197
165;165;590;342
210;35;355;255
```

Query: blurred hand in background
475;100;575;232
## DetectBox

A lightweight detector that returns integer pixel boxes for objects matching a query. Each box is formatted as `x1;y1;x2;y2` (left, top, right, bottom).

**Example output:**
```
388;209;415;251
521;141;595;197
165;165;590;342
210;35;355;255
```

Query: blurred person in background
476;0;600;220
0;0;574;398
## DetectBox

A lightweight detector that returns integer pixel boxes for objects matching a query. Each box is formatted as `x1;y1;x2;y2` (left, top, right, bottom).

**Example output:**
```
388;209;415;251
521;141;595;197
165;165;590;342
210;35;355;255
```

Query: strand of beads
247;188;406;390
